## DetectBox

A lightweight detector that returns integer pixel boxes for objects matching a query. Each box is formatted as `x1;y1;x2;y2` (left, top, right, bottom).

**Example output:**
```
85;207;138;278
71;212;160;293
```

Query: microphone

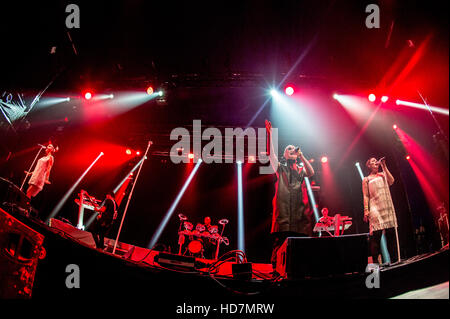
377;157;386;164
38;144;47;149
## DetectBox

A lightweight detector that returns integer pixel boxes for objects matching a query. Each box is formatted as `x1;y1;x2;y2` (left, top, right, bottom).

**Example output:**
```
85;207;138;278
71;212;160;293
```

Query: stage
1;1;449;307
2;207;448;300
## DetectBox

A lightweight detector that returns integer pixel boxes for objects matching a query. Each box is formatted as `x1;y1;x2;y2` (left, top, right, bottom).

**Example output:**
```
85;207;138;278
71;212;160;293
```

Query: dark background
0;0;448;262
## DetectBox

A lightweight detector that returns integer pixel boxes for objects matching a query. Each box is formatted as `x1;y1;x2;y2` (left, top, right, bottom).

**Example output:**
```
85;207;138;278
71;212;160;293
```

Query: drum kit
177;214;229;260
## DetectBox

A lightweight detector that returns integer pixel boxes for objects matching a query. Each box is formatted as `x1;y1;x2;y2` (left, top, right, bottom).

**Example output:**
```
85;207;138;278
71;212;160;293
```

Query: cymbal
178;213;187;221
219;219;229;225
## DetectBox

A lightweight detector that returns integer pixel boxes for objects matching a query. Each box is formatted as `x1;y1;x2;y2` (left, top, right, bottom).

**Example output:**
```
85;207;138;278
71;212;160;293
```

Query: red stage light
146;86;154;95
393;124;398;130
321;156;328;163
136;151;141;156
381;96;389;103
188;153;195;160
84;92;92;100
368;94;376;102
125;149;132;155
406;155;411;160
285;86;295;96
248;155;256;162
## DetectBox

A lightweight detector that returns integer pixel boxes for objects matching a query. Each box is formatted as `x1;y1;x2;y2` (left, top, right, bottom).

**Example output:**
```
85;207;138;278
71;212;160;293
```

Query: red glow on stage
368;94;376;102
146;86;154;95
285;86;295;96
321;156;328;163
395;128;448;215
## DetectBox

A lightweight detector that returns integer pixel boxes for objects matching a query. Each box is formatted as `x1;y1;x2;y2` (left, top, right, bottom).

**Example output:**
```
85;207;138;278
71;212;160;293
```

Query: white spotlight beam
355;162;365;181
148;159;203;249
46;152;104;223
304;177;320;223
237;162;245;254
396;100;449;116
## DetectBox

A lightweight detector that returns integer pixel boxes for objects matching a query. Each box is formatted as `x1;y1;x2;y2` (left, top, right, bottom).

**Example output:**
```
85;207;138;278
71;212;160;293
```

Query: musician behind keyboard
318;207;334;227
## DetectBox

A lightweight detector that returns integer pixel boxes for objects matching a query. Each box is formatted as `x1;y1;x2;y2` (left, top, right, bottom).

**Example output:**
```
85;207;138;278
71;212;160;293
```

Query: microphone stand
113;141;152;255
20;146;45;191
380;163;401;264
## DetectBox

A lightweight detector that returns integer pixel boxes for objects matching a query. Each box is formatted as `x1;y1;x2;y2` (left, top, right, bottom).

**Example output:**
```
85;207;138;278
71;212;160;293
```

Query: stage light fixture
188;153;195;160
368;94;376;102
321;156;328;163
285;86;295;96
333;93;339;100
136;151;141;156
125;149;132;155
84;92;92;100
381;96;389;103
146;86;154;95
270;89;277;97
393;124;398;130
406;155;411;160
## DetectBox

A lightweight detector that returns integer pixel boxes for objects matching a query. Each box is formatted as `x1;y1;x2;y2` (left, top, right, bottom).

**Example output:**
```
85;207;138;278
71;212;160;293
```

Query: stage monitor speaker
48;218;96;248
0;178;31;215
154;252;196;270
276;234;369;279
0;208;45;298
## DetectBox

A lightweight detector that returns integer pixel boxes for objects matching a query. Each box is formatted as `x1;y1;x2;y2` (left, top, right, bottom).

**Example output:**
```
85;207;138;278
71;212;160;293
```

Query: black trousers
92;222;111;249
271;231;306;271
370;227;398;264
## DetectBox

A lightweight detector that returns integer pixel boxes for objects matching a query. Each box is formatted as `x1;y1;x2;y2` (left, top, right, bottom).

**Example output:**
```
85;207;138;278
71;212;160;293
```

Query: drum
202;231;211;239
210;233;220;243
183;221;193;231
187;240;203;255
196;223;205;232
208;225;218;234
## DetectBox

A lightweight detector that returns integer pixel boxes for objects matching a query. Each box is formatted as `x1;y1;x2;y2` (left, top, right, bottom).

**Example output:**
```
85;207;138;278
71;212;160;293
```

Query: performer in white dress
26;144;57;198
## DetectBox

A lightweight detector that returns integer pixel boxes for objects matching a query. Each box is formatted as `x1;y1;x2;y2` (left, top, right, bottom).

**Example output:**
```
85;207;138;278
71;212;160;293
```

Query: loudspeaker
0;178;31;215
0;208;45;298
154;252;196;270
48;218;96;248
276;234;369;279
